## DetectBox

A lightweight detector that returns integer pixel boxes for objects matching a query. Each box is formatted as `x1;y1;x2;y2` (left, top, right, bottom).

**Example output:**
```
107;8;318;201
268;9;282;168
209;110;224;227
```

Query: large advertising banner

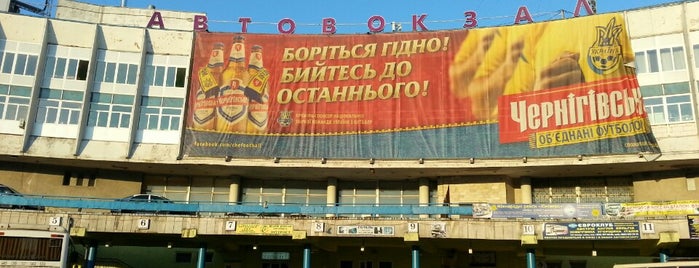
543;222;641;240
183;13;659;159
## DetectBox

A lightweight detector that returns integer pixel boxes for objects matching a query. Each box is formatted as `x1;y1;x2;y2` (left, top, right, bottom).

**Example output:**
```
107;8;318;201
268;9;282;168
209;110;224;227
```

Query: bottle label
217;79;248;122
198;67;219;93
244;68;270;103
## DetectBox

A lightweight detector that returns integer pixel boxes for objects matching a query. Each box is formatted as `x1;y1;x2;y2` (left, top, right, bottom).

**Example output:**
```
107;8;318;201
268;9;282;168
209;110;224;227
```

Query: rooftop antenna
120;0;126;7
588;0;597;13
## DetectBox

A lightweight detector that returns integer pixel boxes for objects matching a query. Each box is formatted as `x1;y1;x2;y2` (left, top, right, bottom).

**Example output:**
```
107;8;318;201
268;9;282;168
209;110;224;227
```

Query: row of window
641;82;695;125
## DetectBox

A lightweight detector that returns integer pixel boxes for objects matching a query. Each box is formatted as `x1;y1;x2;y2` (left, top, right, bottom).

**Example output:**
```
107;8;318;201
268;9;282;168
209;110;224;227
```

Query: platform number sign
641;222;655;234
49;217;62;226
225;221;237;231
313;222;325;232
522;224;535;235
408;222;419;233
138;219;150;229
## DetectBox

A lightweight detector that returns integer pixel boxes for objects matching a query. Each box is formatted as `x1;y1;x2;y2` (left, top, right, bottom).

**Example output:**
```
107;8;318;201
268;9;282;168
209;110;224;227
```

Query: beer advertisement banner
183;13;659;159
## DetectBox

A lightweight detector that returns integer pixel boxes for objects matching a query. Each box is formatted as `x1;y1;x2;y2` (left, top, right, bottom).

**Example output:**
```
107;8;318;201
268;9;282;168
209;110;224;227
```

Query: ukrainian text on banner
543;222;640;240
604;200;699;218
473;203;603;219
183;13;659;159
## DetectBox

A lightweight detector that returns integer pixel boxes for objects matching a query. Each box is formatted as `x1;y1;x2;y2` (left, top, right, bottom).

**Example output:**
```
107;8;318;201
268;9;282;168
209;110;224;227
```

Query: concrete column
197;244;207;268
326;178;337;217
520;177;532;204
525;248;536;268
229;176;240;204
419;178;430;219
303;244;311;268
86;244;97;268
411;246;420;268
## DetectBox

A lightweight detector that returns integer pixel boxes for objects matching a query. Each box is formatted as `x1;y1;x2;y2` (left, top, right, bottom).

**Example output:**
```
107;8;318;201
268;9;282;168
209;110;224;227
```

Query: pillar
197;244;206;268
525;248;536;268
229;176;241;204
411;246;420;268
520;177;532;204
303;244;311;268
326;177;337;217
419;178;429;219
85;244;97;268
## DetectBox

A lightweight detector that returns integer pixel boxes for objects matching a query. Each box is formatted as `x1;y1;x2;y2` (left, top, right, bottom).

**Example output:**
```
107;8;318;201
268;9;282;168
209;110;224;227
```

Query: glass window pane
112;105;131;112
97;112;108;127
171;117;180;130
54;58;66;78
127;64;138;84
13;54;26;75
166;67;176;87
46;107;57;123
640;85;663;97
163;98;182;107
647;50;659;72
70;111;80;124
105;62;116;83
672;47;686;70
94;61;105;82
109;113;120;127
25;55;37;76
659;48;673;72
43;57;56;82
10;86;32;97
144;66;155;86
667;105;680;122
154;66;165;87
148;115;158;130
664;82;690;94
667;95;690;103
113;94;134;105
160;116;170;130
120;114;130;128
680;104;694;121
63;90;83;101
59;109;70;124
36;106;46;123
2;53;15;73
116;63;127;84
66;59;78;79
143;96;161;106
17;106;28;121
0;84;7;94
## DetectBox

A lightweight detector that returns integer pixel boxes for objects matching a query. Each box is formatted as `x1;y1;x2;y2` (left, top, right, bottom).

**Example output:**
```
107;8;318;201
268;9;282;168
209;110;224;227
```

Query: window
0;52;37;76
44;57;89;81
87;92;134;128
636;47;686;73
36;88;83;125
95;61;138;85
144;176;231;203
242;180;326;207
533;177;634;203
138;96;183;131
0;84;31;121
144;65;187;88
641;82;694;125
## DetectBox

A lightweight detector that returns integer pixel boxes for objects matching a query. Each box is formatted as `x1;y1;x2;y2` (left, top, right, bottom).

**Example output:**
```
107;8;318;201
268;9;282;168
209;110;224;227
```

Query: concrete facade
0;0;699;267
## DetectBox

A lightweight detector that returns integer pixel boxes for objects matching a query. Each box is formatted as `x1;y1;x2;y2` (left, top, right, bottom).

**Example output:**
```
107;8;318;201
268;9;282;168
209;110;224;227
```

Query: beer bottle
246;45;269;134
192;42;224;131
216;36;250;133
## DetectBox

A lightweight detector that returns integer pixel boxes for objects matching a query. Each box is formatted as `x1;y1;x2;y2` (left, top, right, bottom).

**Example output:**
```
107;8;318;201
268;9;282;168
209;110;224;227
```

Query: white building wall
55;0;205;32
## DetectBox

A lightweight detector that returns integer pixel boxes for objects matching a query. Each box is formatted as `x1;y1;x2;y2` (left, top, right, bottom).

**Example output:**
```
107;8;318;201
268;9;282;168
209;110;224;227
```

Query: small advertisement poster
543;222;640;240
689;215;699;239
337;225;394;236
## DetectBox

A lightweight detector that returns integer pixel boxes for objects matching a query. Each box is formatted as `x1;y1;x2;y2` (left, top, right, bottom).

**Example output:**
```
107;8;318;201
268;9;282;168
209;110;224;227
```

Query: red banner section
184;13;659;159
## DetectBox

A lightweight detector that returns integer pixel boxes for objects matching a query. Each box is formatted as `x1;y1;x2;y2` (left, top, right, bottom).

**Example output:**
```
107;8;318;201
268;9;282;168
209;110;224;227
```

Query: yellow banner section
530;118;648;148
236;224;294;235
606;200;699;217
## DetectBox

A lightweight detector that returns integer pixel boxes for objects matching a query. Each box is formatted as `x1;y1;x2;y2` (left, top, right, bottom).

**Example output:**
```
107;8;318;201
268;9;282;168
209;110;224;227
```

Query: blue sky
76;0;683;33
